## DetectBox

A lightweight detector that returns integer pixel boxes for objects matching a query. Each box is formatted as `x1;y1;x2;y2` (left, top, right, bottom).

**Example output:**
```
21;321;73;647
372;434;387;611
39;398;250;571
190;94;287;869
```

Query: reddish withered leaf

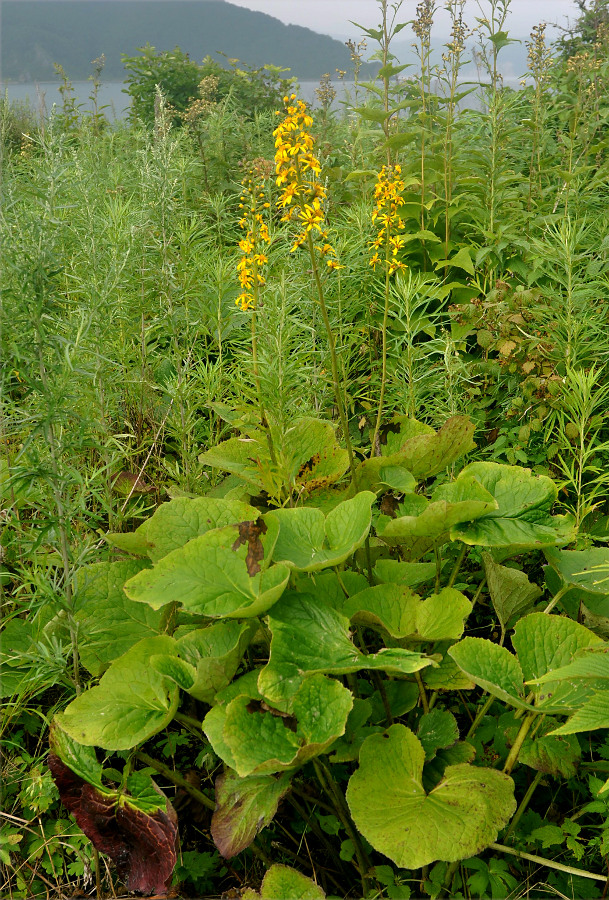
48;753;177;896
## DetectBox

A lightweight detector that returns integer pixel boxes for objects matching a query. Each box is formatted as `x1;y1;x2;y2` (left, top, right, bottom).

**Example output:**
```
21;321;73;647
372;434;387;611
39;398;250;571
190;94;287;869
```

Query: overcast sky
225;0;580;39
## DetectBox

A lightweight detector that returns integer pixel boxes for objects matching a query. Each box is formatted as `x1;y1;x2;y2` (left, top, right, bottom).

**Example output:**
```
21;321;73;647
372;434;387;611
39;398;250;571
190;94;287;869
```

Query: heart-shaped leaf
382;416;476;477
242;864;325;900
267;492;375;572
56;637;180;750
342;584;471;643
378;475;496;541
450;462;576;550
124;517;289;618
107;497;258;561
346;724;515;869
199;418;349;499
205;674;353;777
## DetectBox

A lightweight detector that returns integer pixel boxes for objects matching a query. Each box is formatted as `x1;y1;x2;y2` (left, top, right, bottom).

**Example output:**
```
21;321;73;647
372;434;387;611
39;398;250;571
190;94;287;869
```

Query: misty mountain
1;0;365;82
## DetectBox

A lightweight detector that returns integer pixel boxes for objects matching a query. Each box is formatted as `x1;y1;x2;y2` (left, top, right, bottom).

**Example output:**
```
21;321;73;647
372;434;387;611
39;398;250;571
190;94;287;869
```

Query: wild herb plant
4;2;609;897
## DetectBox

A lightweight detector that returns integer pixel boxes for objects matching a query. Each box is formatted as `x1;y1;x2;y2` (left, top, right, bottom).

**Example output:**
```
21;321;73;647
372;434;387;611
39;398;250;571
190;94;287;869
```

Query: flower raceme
370;164;408;275
236;159;272;312
273;95;342;270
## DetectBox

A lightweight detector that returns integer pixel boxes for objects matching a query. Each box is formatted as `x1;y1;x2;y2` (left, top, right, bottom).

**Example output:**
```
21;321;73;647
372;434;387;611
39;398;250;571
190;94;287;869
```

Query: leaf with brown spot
232;518;268;576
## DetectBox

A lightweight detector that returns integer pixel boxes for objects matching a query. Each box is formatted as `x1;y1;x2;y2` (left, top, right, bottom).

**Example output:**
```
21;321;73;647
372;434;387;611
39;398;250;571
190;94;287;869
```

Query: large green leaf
56;637;180;750
527;645;609;734
518;727;580;778
373;559;436;587
211;769;292;858
242;864;325;900
267;492;375;573
199;418;349;498
346;725;515;869
258;593;432;705
174;622;255;702
450;462;575;550
341;584;471;643
74;559;165;676
382;416;476;478
206;674;353;777
482;553;541;634
124;517;289;618
106;498;258;561
378;475;496;541
545;547;609;595
512;613;602;684
448;638;529;709
450;616;602;716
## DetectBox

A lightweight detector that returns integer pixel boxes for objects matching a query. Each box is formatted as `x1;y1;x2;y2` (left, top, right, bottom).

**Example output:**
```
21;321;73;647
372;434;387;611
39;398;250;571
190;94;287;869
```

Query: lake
1;75;521;120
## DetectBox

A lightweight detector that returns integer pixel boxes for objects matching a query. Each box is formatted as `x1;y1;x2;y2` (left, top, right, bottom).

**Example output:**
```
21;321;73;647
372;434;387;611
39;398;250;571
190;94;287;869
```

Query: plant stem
312;758;371;896
447;544;468;588
174;712;204;732
134;751;215;811
440;859;460;897
371;244;391;457
415;671;430;714
503;712;536;775
503;770;543;844
466;693;493;740
490;842;609;883
305;231;359;490
543;585;569;615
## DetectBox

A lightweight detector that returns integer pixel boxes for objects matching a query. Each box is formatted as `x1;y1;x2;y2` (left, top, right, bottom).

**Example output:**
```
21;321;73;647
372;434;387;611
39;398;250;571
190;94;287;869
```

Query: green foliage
5;3;609;897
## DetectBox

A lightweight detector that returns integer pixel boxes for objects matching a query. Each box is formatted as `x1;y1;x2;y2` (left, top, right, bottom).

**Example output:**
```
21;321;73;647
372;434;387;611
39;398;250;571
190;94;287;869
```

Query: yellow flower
273;95;343;273
369;164;407;275
235;160;271;311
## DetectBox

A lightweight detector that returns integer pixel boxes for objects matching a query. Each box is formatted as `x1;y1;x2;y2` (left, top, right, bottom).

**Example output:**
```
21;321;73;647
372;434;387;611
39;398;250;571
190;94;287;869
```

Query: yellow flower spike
235;159;272;311
273;95;343;273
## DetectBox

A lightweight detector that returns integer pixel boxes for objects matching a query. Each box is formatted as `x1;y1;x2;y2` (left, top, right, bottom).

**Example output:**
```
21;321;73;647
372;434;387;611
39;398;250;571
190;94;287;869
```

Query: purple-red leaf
211;768;291;858
49;753;177;896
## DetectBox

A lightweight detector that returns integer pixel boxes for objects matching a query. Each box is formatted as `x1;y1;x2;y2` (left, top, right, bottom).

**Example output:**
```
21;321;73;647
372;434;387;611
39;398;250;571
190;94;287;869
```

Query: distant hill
1;0;365;82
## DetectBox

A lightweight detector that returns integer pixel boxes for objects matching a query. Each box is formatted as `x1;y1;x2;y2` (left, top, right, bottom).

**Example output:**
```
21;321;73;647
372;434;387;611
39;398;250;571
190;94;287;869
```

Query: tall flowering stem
273;95;358;485
236;159;279;469
369;164;407;455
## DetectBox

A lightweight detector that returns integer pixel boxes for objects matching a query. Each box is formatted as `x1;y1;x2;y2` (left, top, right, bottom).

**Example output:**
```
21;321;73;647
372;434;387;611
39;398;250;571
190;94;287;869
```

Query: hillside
1;0;362;82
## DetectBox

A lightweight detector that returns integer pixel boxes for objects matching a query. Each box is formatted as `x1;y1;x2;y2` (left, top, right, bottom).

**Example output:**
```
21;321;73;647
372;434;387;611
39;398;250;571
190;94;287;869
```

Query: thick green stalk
491;843;608;883
312;759;371;896
503;770;543;844
135;751;215;811
503;712;536;775
305;231;358;489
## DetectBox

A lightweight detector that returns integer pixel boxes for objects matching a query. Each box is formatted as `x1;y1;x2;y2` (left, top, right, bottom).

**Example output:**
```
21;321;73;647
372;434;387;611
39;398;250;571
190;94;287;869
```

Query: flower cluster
236;159;272;311
369;164;408;275
273;95;342;269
